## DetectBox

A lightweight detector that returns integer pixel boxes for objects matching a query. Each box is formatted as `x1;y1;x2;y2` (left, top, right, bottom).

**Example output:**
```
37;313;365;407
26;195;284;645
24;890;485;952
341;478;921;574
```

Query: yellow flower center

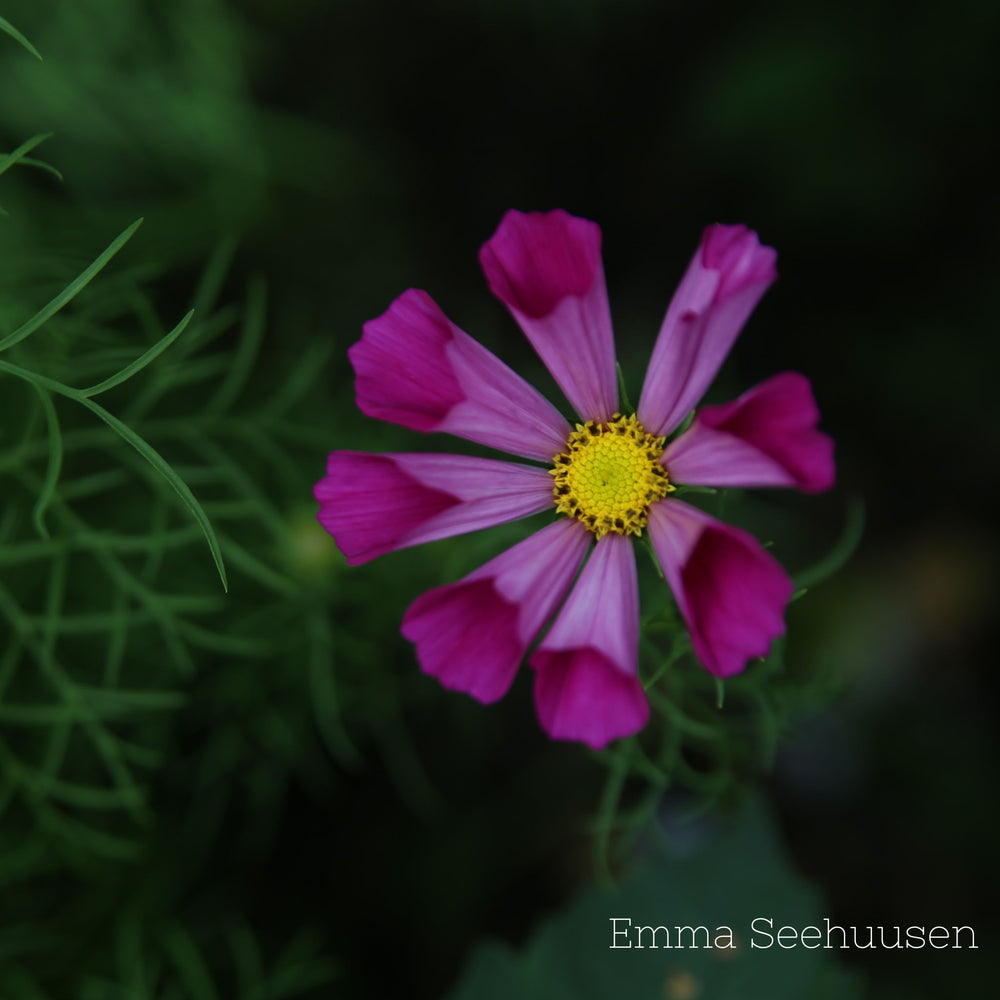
549;413;674;539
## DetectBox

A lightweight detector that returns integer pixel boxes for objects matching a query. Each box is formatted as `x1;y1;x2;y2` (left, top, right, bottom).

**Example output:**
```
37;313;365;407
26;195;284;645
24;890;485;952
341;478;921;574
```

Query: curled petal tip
479;208;617;421
664;371;836;494
349;288;570;460
648;502;793;679
638;223;780;436
701;224;778;295
479;209;603;319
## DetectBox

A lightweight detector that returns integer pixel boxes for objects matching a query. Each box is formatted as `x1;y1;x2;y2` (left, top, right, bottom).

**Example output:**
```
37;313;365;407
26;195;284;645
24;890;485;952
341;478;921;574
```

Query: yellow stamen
549;413;674;538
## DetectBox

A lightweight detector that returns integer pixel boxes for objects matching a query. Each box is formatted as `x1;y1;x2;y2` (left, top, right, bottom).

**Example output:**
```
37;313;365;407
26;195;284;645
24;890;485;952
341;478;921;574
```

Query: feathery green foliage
0;166;358;992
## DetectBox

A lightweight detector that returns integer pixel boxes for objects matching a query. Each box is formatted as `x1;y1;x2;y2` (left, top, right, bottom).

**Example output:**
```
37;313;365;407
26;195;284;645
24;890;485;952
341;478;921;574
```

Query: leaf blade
29;385;62;539
0;218;143;353
0;133;53;179
79;309;194;397
0;358;228;589
0;15;41;60
76;396;229;591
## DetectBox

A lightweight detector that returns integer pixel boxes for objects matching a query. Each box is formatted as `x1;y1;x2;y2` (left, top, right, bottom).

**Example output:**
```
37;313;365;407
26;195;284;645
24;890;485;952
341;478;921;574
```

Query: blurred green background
1;0;996;997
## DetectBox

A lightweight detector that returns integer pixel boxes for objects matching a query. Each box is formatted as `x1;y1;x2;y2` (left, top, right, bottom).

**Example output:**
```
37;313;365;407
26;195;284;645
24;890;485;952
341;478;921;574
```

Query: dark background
0;0;997;996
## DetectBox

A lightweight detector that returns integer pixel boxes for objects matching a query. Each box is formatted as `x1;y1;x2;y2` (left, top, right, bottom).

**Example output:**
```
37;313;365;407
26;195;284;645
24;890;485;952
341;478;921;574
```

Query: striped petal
349;289;570;461
664;372;835;493
401;520;590;703
638;225;778;437
530;533;648;748
479;209;618;423
314;452;553;565
647;500;793;678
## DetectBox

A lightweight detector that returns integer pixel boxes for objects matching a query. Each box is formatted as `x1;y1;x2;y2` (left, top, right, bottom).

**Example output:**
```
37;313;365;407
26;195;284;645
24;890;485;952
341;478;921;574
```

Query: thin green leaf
178;430;285;543
0;358;228;590
75;396;228;590
0;702;110;725
217;532;297;596
0;218;143;353
0;134;53;216
267;940;339;1000
218;417;302;489
17;155;63;182
592;738;633;884
42;548;68;664
162;925;219;1000
10;766;143;811
58;468;130;502
794;496;865;589
0;638;22;703
139;496;171;586
0;538;68;566
0;577;155;824
103;588;130;688
672;484;718;497
79;720;151;826
649;690;721;740
674;408;696;435
206;275;266;413
116;919;153;1000
123;343;236;420
81;541;195;677
74;524;203;556
0;15;42;59
29;385;62;539
0;425;105;472
191;235;238;321
118;740;163;769
615;362;633;413
47;812;142;861
259;339;334;418
176;622;275;656
227;922;264;1000
307;609;362;767
77;685;185;713
637;533;664;578
80;309;194;396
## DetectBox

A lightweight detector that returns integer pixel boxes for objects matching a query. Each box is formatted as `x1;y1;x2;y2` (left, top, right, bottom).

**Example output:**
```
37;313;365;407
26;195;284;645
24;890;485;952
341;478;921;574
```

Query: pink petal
314;451;554;565
400;520;590;703
663;372;835;493
479;209;618;423
637;225;778;437
647;500;793;678
348;289;571;461
529;534;649;748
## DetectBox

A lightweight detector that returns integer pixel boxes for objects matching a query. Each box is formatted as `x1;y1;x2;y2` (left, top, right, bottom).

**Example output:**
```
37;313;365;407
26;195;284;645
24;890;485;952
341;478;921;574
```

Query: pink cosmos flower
315;211;834;750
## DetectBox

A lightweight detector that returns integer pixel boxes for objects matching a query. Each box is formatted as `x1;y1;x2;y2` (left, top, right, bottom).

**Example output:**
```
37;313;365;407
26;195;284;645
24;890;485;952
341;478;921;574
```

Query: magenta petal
532;651;649;751
647;501;793;678
314;451;553;565
664;372;835;493
638;225;778;437
479;209;617;423
530;534;649;748
401;520;590;703
402;579;522;703
348;289;570;461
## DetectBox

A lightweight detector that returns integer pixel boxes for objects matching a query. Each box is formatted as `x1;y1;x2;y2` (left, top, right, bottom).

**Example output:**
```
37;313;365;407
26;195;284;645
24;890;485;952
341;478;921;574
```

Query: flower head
315;210;834;749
